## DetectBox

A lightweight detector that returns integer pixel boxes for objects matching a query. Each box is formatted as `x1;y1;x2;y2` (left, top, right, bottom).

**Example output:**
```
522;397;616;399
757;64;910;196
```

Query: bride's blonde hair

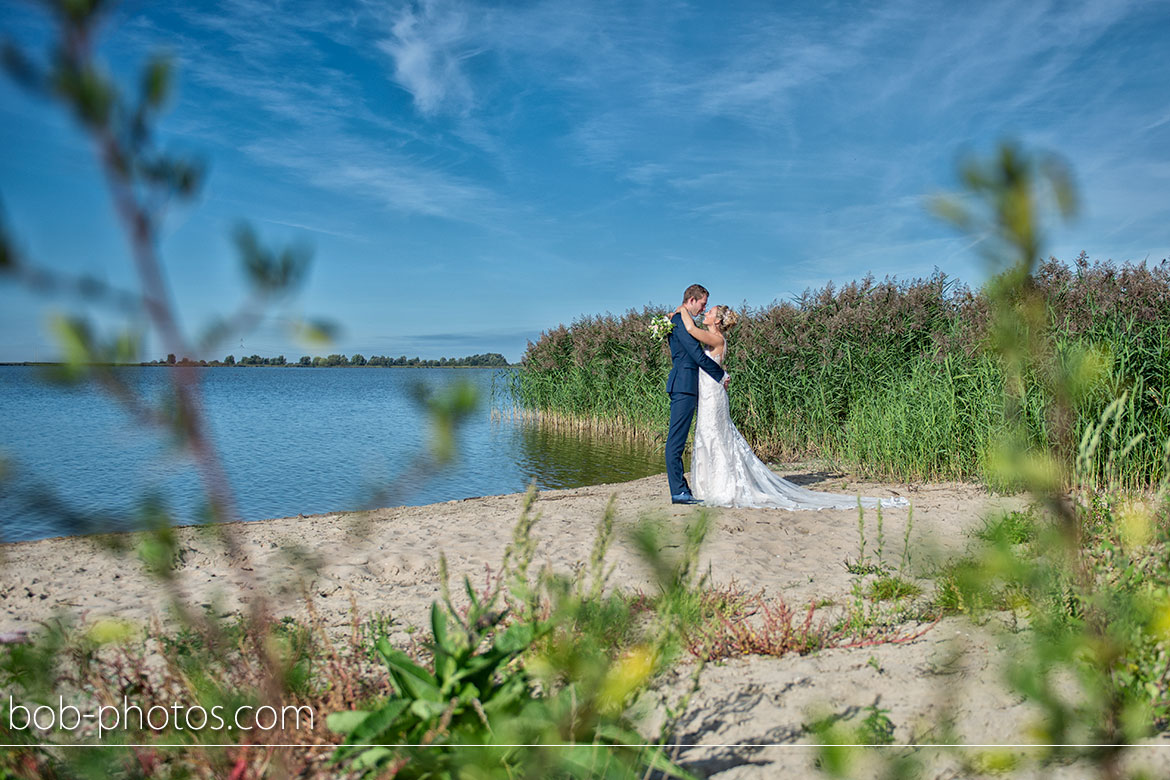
712;305;739;334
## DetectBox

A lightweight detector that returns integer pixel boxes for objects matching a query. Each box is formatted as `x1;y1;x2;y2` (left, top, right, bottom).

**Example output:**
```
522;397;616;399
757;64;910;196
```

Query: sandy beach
4;467;1169;777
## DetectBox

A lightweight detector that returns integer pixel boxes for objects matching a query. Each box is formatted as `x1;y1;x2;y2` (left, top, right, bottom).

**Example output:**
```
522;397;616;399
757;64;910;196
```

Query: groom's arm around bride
667;310;726;389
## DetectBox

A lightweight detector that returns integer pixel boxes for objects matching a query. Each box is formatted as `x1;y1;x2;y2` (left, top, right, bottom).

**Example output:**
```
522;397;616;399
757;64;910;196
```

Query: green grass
866;576;924;602
974;509;1039;545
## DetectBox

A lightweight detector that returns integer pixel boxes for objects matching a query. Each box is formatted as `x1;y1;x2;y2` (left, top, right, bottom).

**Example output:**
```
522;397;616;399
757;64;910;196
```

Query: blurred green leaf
75;274;105;299
630;512;710;597
140;56;170;110
1;41;44;93
0;222;14;273
410;381;479;463
927;194;973;233
196;316;237;355
325;710;370;735
52;62;114;130
55;0;109;25
291;317;339;347
353;747;394;770
943;143;1079;278
47;313;92;380
135;498;182;580
1040;155;1078;219
138;156;205;199
112;327;141;364
86;617;136;646
173;158;203;196
234;222;311;295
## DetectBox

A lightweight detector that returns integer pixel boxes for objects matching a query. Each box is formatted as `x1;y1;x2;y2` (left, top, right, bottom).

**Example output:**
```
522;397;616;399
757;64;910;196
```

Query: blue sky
1;0;1167;363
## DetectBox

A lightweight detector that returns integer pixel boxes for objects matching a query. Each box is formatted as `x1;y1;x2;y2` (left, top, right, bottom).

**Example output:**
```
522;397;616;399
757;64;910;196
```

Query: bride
673;304;907;510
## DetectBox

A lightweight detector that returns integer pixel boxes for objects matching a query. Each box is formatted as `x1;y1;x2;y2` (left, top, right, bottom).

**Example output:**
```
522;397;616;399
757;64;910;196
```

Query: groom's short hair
682;284;709;303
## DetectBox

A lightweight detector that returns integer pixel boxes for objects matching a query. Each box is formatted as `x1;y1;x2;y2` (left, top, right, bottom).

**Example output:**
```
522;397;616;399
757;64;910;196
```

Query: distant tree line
141;352;510;367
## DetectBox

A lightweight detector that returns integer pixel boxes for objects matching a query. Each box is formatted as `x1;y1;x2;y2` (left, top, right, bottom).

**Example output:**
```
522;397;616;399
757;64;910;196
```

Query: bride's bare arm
674;306;724;350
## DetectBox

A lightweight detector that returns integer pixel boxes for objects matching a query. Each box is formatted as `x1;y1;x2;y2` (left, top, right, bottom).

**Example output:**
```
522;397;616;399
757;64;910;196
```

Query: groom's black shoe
671;492;701;505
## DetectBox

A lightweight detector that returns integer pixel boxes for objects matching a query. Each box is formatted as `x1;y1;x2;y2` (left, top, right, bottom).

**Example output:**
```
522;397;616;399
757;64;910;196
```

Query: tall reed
515;256;1170;485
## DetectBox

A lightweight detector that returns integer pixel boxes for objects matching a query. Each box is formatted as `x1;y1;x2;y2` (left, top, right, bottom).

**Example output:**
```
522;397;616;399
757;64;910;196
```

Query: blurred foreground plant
816;144;1170;779
0;1;482;776
0;0;314;609
933;142;1166;773
0;13;294;762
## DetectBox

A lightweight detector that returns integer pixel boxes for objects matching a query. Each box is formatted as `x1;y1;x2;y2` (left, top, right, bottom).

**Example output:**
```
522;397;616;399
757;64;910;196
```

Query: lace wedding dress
692;348;908;510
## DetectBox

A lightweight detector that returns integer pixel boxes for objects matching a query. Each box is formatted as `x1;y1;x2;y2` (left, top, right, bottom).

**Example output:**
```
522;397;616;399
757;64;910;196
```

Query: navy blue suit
665;312;726;497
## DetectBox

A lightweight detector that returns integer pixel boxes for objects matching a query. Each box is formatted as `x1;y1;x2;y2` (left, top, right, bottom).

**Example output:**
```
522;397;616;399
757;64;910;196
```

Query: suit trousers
666;391;698;496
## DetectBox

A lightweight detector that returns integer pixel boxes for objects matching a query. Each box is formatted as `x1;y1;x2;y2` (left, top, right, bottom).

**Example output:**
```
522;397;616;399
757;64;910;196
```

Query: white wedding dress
692;348;908;510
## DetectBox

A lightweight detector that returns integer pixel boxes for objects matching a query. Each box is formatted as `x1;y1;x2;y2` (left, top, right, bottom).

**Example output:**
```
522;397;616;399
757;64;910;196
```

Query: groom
666;283;728;504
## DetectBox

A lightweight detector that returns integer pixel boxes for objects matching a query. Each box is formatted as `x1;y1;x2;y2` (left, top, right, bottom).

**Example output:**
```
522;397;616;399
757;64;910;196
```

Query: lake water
0;366;665;542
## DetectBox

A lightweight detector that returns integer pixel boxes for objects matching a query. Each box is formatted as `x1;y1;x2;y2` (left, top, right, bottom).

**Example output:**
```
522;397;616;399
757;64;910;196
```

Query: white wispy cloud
239;138;501;223
112;1;516;227
378;0;479;117
253;217;368;242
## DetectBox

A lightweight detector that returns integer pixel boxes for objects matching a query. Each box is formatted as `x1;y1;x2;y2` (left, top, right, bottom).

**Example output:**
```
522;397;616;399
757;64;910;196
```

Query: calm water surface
0;367;664;542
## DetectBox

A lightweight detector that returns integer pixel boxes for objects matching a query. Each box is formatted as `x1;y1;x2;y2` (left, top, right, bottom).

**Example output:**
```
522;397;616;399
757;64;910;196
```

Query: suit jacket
666;312;726;396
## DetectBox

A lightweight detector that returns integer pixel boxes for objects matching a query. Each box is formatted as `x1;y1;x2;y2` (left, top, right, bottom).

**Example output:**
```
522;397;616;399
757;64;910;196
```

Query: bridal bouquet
648;314;674;340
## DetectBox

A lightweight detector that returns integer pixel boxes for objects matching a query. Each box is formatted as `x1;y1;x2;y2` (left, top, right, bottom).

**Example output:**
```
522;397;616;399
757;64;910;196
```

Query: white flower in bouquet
648;314;674;340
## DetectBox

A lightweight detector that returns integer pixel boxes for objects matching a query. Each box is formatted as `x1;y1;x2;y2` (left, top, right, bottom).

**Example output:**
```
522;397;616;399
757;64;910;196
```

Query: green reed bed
515;254;1170;485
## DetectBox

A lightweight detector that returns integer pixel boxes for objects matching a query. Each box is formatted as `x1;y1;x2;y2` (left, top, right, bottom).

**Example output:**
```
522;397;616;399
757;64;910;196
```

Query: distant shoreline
2;351;514;369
